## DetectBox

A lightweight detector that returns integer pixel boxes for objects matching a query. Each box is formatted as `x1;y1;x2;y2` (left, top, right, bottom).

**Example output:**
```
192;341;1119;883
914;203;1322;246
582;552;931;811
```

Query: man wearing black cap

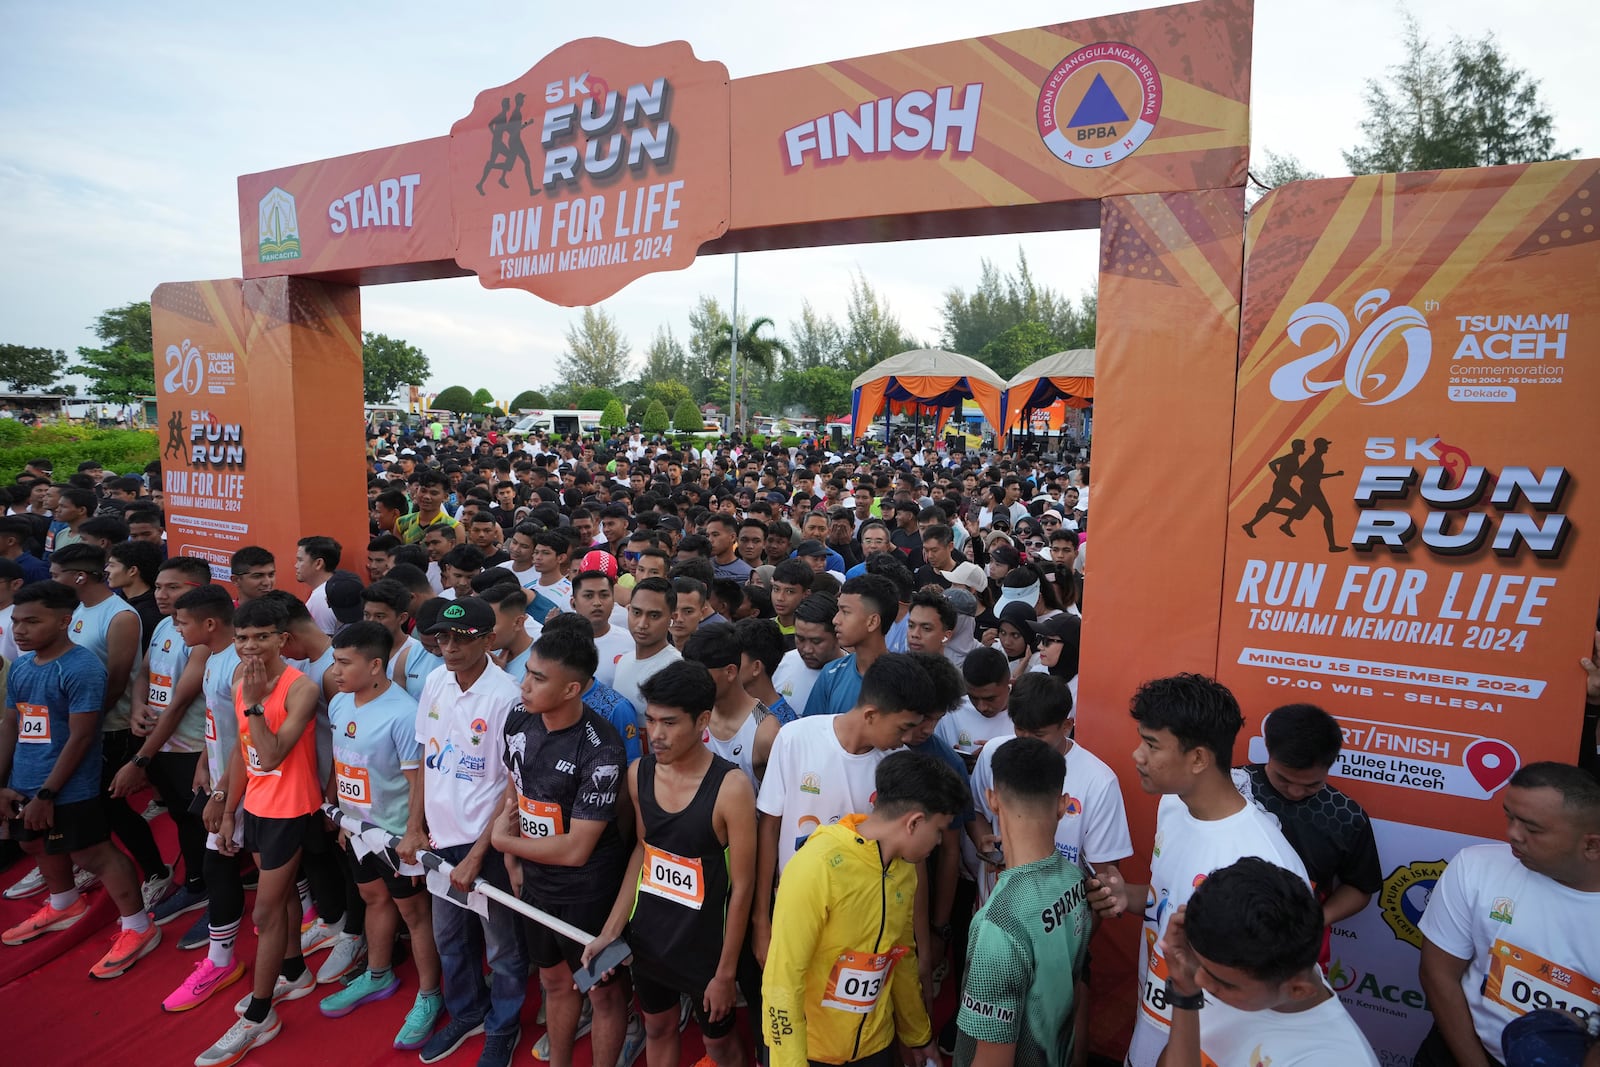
323;571;365;633
398;596;529;1063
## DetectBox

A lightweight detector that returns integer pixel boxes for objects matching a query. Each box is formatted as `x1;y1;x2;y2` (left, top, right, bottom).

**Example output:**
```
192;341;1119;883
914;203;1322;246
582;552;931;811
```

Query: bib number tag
18;704;51;744
639;844;705;910
204;709;217;742
1485;939;1599;1021
1140;928;1174;1027
335;762;372;806
518;795;565;838
243;738;279;778
821;947;906;1014
148;673;174;710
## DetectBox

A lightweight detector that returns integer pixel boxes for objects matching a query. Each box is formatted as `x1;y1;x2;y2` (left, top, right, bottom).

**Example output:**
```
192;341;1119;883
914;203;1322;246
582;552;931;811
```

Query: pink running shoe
164;958;246;1012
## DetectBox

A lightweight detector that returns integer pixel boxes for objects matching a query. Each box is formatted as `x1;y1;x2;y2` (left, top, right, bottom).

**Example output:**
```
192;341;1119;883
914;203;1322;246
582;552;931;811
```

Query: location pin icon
1464;738;1519;794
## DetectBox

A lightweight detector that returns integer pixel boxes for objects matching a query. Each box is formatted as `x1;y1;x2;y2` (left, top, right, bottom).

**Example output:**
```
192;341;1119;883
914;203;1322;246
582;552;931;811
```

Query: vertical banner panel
154;278;367;588
1076;188;1245;1057
1219;162;1600;840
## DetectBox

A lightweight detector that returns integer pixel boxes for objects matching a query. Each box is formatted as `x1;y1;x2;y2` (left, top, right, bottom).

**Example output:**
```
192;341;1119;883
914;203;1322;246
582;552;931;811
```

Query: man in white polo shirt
398;596;529;1065
1416;761;1600;1067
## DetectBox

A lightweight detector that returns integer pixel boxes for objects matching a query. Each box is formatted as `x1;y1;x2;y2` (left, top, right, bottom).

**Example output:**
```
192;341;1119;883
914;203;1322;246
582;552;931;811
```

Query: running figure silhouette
475;93;537;196
1241;439;1304;539
164;410;186;460
1280;437;1347;552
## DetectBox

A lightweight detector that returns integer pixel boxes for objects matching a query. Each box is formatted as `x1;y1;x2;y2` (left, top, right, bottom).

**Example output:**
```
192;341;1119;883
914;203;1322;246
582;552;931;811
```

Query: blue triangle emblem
1067;73;1129;127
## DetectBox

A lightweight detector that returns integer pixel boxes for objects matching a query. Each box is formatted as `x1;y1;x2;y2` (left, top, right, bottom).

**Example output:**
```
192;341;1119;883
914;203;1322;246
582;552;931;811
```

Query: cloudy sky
2;1;1593;396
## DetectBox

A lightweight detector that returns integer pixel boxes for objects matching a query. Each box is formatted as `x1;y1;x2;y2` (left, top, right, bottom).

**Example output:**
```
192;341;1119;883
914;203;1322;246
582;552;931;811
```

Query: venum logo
1268;289;1431;407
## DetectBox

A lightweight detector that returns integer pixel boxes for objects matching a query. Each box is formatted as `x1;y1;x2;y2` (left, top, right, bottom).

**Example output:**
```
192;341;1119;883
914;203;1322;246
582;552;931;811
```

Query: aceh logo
258;186;301;263
1268;289;1432;406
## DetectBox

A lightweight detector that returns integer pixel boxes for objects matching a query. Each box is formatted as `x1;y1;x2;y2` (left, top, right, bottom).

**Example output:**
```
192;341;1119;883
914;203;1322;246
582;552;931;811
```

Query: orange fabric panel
1076;189;1245;1059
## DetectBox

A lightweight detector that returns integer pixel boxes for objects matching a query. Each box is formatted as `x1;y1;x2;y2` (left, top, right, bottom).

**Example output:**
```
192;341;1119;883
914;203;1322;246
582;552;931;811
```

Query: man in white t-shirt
396;597;529;1060
1416;761;1600;1067
771;593;841;715
295;536;342;636
1160;857;1379;1067
751;652;934;966
497;524;542;592
608;577;681;724
936;647;1014;758
571;565;632;689
1085;674;1308;1067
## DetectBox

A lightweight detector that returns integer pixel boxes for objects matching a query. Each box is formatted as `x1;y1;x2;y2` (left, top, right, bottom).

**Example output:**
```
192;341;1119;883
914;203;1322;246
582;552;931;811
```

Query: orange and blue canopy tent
1003;349;1094;435
850;349;1007;442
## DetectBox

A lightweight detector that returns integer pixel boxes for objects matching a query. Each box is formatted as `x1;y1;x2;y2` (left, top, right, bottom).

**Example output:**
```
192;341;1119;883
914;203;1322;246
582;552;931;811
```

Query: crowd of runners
0;432;1596;1067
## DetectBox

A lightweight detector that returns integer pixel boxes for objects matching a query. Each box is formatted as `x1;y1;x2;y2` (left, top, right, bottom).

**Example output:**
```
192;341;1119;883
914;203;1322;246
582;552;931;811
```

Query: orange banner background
1215;160;1600;840
152;278;370;588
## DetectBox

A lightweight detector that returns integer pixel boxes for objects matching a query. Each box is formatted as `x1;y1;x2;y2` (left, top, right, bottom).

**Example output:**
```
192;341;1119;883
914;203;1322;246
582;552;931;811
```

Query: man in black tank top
581;660;758;1067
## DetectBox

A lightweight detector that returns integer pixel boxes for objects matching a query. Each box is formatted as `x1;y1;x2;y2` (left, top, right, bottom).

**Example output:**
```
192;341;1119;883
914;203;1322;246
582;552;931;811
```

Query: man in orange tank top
196;597;323;1067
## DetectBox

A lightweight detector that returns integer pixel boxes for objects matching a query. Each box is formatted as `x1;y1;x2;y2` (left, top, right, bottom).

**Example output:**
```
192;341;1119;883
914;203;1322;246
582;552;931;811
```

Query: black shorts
241;811;316;871
633;966;737;1040
522;890;615;981
353;850;425;900
10;796;111;855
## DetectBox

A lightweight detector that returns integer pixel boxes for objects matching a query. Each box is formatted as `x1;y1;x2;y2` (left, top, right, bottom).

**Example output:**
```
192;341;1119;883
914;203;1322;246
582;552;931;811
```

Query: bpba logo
1036;42;1162;169
258;186;302;263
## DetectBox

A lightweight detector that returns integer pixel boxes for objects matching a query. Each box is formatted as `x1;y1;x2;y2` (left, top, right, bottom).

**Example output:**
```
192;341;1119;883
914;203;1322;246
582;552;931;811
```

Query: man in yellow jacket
763;751;970;1067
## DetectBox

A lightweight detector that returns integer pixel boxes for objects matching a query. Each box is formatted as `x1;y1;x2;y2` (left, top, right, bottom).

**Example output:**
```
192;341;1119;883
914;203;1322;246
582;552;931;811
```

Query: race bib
204;708;217;742
639;844;705;910
517;795;565;838
1140;928;1174;1027
1485;939;1600;1021
18;703;51;744
821;947;906;1014
334;762;372;807
243;739;280;778
148;673;174;710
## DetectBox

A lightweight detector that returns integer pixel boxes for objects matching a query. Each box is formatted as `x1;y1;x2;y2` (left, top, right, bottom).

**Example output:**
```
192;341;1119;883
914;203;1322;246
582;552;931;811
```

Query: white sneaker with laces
195;1010;281;1067
73;866;100;892
299;916;338;956
3;865;46;900
233;968;316;1014
141;870;175;912
315;933;366;984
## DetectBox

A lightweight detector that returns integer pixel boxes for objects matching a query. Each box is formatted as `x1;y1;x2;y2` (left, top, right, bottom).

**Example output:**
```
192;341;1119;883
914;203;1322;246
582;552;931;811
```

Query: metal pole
729;254;740;436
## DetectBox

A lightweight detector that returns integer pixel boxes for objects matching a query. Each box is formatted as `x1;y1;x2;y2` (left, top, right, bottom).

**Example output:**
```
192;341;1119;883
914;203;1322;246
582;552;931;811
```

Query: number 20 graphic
1268;289;1432;406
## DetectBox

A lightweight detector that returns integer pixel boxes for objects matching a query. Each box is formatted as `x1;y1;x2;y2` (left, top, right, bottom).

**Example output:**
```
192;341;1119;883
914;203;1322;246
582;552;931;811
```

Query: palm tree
711;316;791;433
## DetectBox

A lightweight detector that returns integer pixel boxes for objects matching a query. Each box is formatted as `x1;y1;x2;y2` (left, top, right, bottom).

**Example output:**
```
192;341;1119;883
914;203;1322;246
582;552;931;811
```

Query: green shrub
0;424;159;482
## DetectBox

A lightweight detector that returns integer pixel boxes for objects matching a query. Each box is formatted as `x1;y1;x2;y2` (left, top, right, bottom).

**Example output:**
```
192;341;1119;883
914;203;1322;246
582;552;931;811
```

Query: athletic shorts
522;890;615;982
633;966;737;1039
241;811;316;871
9;796;110;855
353;850;425;900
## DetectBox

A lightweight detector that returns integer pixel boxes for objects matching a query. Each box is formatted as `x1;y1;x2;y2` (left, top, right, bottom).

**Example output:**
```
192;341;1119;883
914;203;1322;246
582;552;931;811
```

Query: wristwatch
132;755;152;769
35;787;57;802
1165;979;1204;1011
210;789;227;803
245;704;266;718
933;922;953;942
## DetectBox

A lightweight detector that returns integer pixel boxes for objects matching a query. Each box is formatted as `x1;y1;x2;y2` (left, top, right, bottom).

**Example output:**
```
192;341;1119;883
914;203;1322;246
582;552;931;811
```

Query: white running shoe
73;865;100;892
3;865;46;900
233;968;316;1014
195;1010;281;1067
315;933;366;984
141;870;175;912
531;996;592;1060
616;1012;646;1067
299;916;339;956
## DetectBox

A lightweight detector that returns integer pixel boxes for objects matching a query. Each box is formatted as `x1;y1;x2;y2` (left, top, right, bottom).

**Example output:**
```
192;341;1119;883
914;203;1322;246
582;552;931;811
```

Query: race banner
1217;160;1600;841
152;278;369;585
